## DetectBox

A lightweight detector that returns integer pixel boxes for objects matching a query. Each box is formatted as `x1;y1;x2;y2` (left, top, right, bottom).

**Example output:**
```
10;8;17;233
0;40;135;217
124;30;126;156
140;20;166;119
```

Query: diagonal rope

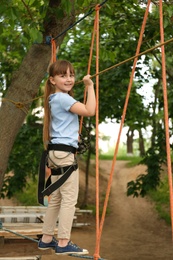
94;4;101;260
2;37;173;111
0;221;38;243
1;98;29;114
53;0;108;42
96;0;152;251
159;0;173;240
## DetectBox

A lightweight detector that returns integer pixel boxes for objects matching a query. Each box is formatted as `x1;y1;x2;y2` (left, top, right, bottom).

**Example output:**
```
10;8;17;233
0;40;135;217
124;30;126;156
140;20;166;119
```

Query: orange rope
2;36;173;111
51;38;57;63
96;0;152;251
94;4;101;260
75;37;173;86
79;13;97;134
159;0;173;240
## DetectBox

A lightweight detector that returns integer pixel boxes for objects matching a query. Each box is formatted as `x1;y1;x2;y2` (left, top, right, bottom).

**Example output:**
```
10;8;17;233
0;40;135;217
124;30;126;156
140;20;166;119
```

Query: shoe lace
52;237;57;243
69;241;81;250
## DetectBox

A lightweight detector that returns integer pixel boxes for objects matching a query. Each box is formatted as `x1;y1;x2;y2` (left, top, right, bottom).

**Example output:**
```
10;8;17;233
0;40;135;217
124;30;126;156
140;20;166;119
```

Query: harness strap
42;164;78;197
38;148;78;205
48;143;77;154
38;150;48;205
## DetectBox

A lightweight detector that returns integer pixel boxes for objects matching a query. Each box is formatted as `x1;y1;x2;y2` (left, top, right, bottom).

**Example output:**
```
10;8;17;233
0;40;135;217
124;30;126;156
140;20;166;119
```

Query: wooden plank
0;214;44;223
0;206;92;239
0;219;90;239
0;223;57;238
0;206;93;215
0;257;41;260
0;206;46;214
0;213;77;223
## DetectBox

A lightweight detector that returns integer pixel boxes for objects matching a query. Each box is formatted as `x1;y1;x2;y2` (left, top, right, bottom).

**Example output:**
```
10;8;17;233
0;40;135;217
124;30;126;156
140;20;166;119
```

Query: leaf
61;0;72;15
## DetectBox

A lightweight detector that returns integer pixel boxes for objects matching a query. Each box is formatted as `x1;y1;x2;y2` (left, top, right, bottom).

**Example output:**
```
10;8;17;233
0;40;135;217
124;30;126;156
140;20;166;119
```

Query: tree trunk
138;128;145;156
0;0;75;192
126;128;134;155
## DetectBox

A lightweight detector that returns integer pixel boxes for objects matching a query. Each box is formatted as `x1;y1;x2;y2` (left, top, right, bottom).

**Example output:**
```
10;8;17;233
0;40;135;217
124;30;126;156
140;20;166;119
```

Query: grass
99;153;142;167
15;178;39;206
148;175;171;225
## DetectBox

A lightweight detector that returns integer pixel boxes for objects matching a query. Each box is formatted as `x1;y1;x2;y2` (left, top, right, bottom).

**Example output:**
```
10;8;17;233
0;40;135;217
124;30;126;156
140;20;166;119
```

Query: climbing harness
38;123;90;204
38;143;78;205
78;122;91;154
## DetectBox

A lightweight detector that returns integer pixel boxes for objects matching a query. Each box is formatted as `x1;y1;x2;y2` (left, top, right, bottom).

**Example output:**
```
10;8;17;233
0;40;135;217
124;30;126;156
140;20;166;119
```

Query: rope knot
94;253;101;260
95;4;101;11
15;102;24;109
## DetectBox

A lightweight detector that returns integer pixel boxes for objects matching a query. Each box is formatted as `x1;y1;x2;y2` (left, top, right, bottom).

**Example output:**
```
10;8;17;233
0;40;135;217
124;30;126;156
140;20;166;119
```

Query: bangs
49;60;75;76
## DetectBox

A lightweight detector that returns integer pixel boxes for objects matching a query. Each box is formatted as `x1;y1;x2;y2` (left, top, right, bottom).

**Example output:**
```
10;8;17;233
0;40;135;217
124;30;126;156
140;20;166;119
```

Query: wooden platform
0;257;41;260
0;206;92;240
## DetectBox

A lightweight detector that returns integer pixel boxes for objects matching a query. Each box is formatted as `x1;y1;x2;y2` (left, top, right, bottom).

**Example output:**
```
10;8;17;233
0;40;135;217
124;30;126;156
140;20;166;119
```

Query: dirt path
98;160;173;260
43;160;173;259
1;160;173;260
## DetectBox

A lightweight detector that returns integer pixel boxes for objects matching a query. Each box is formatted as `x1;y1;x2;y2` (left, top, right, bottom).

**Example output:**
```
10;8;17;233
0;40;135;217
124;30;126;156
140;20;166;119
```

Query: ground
1;160;173;260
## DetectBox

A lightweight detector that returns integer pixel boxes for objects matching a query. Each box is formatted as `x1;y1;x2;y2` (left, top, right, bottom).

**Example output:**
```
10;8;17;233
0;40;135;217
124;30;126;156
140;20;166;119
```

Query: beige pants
42;150;79;239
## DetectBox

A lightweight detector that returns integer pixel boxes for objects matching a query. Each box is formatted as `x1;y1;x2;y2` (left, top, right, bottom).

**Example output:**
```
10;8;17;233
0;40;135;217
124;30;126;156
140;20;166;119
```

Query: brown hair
43;60;75;149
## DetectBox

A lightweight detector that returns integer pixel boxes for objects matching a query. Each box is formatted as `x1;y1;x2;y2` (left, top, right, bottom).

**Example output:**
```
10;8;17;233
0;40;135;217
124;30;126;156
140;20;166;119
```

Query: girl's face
50;67;75;93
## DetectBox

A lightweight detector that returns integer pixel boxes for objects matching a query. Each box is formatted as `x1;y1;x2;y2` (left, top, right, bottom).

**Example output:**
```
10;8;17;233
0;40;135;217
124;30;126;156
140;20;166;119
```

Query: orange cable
79;15;97;134
159;0;173;241
51;38;57;63
96;0;152;250
2;36;173;111
75;37;173;86
94;4;101;260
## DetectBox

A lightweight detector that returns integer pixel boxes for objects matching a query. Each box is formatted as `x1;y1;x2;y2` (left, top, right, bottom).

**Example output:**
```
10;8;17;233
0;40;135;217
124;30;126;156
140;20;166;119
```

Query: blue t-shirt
49;92;79;148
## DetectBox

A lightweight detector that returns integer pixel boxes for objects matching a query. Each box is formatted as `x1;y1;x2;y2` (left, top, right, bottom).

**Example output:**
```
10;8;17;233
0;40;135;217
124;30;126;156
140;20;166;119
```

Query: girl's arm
70;75;96;116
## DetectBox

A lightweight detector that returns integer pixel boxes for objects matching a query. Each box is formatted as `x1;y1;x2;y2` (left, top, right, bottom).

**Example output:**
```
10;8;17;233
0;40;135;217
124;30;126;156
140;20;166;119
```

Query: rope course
1;0;173;259
2;37;173;111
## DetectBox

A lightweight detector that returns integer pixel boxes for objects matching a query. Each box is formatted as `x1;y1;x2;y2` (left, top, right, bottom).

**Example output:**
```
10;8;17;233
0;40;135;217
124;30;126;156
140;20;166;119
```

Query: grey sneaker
38;237;57;250
55;241;89;255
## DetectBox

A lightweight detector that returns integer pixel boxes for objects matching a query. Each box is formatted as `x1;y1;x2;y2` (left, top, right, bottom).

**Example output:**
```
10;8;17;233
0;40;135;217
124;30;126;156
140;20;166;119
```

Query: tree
1;0;173;200
0;0;148;197
0;0;76;193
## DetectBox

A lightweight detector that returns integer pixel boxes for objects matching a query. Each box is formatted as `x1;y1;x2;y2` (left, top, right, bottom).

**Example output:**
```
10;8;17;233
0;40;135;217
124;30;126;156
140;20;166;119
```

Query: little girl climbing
38;60;96;255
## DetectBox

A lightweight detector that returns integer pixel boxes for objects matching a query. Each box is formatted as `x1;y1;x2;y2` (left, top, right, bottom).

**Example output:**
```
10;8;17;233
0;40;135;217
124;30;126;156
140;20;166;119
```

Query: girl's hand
83;74;94;87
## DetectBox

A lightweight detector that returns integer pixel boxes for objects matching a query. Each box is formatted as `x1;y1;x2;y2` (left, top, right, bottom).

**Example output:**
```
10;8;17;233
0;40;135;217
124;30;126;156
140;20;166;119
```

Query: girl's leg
57;168;79;246
41;150;77;243
42;175;61;242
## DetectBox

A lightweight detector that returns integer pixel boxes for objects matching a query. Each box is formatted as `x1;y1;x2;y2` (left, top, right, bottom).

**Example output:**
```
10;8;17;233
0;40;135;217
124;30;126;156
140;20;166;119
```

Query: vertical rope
96;0;152;250
79;17;97;134
51;38;57;63
159;0;173;240
94;5;100;260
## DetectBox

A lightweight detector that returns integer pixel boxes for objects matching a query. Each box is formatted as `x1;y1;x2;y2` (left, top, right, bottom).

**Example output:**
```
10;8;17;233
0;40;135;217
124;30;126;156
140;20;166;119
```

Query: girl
38;60;96;255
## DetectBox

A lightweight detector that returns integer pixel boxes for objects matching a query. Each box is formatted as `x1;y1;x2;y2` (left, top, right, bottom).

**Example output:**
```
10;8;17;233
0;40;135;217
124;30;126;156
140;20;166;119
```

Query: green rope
0;221;38;243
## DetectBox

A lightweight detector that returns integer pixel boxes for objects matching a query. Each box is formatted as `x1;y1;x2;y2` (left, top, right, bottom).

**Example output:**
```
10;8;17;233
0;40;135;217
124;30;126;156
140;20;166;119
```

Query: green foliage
127;125;167;197
148;174;171;225
1;0;173;200
1;112;43;198
15;177;39;206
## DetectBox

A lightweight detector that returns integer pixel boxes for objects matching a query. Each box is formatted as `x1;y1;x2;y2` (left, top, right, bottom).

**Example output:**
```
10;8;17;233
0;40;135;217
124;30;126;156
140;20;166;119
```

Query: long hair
43;60;75;149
